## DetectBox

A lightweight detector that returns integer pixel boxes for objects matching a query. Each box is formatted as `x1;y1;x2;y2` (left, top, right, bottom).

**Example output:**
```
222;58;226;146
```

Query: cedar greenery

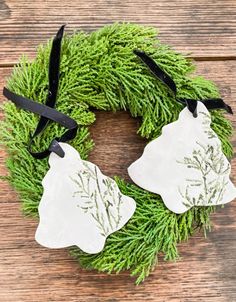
0;23;233;284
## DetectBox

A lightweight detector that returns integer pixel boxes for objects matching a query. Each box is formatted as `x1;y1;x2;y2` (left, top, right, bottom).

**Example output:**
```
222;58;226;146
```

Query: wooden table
0;1;236;301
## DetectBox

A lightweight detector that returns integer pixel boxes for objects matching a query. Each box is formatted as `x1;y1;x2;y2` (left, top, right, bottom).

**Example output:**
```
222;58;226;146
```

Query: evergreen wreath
0;23;233;284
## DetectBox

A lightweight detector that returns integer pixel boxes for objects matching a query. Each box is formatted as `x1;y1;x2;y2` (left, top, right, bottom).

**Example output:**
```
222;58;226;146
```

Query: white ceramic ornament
35;143;136;253
128;102;236;214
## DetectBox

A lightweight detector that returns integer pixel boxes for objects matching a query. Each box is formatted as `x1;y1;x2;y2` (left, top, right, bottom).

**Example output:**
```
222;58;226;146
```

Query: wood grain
0;0;236;65
0;59;236;301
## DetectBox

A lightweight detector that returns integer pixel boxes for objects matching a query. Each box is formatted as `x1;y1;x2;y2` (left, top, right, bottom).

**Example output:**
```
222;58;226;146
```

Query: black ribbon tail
178;98;233;116
134;50;177;96
201;98;233;114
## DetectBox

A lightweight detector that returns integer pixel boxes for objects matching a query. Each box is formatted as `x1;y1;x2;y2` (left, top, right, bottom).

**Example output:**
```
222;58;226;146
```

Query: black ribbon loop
3;25;78;159
134;50;233;117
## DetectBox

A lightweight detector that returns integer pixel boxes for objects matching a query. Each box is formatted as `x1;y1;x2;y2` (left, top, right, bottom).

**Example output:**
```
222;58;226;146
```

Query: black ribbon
134;50;233;117
3;25;78;159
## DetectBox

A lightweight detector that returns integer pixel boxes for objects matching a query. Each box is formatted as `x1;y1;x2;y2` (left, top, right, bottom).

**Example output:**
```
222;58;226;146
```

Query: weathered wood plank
0;61;235;301
0;0;236;64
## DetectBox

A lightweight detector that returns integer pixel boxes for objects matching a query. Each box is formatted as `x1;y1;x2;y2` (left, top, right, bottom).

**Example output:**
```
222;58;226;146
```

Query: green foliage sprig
0;23;233;284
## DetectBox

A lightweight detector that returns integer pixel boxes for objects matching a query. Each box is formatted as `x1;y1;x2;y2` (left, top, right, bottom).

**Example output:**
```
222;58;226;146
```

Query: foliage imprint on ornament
128;102;236;214
35;143;136;254
177;111;231;209
178;142;230;209
71;163;124;237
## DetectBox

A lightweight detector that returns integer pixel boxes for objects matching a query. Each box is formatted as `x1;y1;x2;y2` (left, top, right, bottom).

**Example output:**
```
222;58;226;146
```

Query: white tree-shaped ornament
128;102;236;214
35;143;136;253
